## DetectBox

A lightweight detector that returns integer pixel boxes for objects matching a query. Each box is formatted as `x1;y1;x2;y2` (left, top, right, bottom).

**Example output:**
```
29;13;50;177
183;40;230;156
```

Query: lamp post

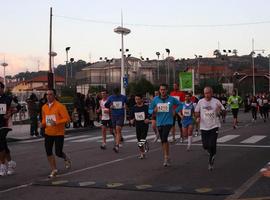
165;48;170;85
49;51;57;89
156;52;160;80
114;26;131;95
1;61;8;89
268;54;270;93
70;58;74;82
65;47;70;86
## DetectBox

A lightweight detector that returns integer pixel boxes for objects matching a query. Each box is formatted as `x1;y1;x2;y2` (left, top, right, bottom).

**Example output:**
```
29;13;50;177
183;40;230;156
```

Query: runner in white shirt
96;90;113;150
195;87;225;171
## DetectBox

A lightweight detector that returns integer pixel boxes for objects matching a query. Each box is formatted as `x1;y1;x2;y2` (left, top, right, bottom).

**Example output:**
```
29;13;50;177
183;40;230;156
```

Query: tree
126;78;154;95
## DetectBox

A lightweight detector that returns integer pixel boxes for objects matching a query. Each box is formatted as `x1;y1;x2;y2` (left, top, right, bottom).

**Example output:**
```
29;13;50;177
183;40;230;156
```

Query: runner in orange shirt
41;89;71;178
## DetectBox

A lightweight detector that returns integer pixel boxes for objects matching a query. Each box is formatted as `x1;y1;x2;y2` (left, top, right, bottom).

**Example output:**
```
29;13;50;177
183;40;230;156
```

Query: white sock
188;136;192;146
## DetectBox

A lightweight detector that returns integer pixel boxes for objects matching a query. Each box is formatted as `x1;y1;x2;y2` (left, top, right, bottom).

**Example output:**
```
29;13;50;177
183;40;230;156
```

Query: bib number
113;101;123;109
183;109;191;117
0;104;7;115
135;112;145;121
157;103;169;112
46;115;56;126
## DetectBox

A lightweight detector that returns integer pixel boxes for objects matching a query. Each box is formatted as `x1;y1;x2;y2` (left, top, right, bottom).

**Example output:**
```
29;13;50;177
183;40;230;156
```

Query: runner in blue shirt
149;83;181;167
105;88;127;153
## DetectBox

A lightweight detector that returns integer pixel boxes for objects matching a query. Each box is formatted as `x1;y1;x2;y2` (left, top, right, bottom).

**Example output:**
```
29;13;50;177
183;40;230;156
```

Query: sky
1;0;270;76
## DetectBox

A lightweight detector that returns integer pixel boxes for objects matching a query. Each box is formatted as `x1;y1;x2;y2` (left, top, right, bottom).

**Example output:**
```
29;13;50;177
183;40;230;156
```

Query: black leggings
44;134;67;158
0;129;10;153
136;123;149;142
201;128;219;160
251;108;257;120
262;106;269;119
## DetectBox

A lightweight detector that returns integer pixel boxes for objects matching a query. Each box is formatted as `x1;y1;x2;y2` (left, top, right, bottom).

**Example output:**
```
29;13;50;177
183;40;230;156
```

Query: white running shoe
7;160;16;175
0;164;7;176
48;169;58;178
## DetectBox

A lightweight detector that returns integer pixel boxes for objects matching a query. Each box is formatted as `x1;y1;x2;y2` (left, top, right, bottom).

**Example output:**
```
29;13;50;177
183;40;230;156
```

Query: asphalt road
0;112;270;200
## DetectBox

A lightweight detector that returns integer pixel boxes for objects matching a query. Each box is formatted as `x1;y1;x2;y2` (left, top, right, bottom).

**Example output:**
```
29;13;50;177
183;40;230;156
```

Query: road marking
240;135;267;144
126;135;156;142
65;135;93;141
237;196;270;200
217;135;240;143
176;143;270;148
71;135;105;142
225;162;270;200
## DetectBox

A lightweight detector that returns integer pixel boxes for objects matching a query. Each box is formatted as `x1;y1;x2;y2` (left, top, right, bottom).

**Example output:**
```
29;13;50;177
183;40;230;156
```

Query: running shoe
0;164;7;176
179;137;184;143
170;138;177;143
48;169;58;178
100;143;106;150
208;155;215;171
113;145;119;153
138;154;145;159
64;157;71;169
163;158;171;167
7;160;16;175
194;130;199;137
186;145;191;151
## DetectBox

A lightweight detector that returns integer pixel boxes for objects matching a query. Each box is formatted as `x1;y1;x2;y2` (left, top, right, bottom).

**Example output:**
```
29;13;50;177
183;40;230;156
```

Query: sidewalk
7;123;94;142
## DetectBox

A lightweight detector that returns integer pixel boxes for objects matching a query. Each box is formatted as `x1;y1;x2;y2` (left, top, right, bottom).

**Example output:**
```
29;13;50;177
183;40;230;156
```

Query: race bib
101;109;110;120
172;96;180;101
135;112;145;121
46;114;56;126
0;104;7;115
157;103;169;112
204;110;215;124
113;101;123;109
263;99;268;104
251;103;257;107
233;99;238;104
183;109;191;117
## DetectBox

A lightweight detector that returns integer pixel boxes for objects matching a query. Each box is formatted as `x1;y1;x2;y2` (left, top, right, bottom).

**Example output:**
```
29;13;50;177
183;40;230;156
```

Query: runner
130;94;149;159
195;87;225;171
96;89;113;150
105;88;127;153
191;91;199;136
176;92;195;151
227;90;242;129
219;93;228;123
0;82;17;176
41;89;71;178
250;96;258;122
262;94;269;122
170;83;185;143
149;84;181;167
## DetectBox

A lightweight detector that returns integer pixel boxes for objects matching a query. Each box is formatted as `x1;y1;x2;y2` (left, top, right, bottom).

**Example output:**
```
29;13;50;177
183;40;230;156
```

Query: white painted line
175;143;270;148
105;134;136;142
240;135;267;144
126;135;156;142
71;135;104;142
217;135;240;143
65;135;94;141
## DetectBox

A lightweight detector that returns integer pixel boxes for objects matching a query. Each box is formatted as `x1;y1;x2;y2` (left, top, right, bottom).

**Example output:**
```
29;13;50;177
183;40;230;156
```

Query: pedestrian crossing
64;133;268;145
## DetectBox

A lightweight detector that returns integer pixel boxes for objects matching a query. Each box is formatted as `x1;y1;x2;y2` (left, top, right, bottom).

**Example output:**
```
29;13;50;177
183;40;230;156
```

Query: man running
0;82;17;176
149;84;181;167
130;94;150;159
195;87;225;170
227;90;242;129
41;89;71;178
151;90;160;142
170;83;185;142
97;89;113;150
105;88;127;153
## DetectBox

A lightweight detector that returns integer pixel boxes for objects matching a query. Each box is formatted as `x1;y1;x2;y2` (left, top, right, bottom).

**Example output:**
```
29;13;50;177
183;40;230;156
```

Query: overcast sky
1;0;270;75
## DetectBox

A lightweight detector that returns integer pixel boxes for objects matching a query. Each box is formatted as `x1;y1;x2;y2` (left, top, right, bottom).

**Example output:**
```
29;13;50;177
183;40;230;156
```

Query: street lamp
165;48;170;85
1;61;8;89
114;26;131;95
156;52;160;80
65;47;70;86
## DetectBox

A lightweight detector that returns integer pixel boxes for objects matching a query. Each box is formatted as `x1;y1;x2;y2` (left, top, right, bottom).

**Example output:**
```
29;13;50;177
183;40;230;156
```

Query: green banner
179;72;193;91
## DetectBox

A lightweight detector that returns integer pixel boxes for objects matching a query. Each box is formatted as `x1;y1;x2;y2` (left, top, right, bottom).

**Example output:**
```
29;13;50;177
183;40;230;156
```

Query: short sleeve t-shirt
100;99;110;120
195;98;224;130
